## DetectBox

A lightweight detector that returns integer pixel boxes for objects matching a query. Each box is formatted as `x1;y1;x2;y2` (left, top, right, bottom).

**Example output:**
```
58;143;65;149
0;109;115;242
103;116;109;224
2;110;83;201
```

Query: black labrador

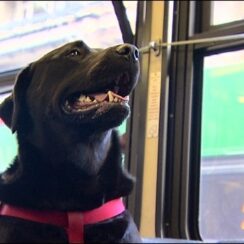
0;41;141;243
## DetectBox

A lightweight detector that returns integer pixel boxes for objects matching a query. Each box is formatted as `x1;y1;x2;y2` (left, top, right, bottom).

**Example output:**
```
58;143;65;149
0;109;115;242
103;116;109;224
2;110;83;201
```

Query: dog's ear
0;95;14;129
0;65;32;132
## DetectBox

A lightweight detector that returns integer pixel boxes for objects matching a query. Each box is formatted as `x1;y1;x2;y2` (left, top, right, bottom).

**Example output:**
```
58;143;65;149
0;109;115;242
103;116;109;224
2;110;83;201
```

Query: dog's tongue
92;91;129;102
93;93;108;102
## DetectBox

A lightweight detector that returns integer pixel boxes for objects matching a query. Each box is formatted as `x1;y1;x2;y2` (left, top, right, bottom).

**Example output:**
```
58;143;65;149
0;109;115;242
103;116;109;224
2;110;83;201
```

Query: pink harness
0;198;125;243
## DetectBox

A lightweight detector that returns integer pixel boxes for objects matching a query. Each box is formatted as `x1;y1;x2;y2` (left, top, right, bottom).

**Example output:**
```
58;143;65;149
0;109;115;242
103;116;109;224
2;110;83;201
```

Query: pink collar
0;198;125;243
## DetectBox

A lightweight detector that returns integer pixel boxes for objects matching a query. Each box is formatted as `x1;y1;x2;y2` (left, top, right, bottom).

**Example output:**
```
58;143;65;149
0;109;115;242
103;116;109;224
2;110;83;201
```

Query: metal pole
139;33;244;53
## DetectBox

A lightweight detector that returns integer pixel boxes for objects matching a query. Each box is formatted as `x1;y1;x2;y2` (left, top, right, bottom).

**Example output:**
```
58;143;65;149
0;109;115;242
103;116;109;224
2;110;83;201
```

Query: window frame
126;0;152;229
160;1;198;239
155;0;173;238
194;1;244;35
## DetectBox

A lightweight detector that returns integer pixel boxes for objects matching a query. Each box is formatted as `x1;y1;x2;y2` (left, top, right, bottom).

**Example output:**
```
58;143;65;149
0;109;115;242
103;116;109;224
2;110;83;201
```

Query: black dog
0;41;141;243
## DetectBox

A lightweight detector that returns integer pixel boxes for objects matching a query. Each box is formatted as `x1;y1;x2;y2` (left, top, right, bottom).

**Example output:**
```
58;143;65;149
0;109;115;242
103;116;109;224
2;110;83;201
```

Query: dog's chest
0;199;141;243
0;210;141;243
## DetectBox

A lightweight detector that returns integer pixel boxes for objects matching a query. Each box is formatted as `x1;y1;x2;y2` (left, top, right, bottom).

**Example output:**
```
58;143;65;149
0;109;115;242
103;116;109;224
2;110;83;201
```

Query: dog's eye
67;49;81;57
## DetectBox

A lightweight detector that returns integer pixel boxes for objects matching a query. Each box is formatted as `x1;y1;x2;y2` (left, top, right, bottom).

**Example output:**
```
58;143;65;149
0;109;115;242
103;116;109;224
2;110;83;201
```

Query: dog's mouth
61;72;135;124
63;90;129;114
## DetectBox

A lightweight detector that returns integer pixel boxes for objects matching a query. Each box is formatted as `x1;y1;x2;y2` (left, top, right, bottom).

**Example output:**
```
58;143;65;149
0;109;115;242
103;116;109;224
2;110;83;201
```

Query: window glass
0;93;17;173
199;50;244;240
211;1;244;25
0;1;137;73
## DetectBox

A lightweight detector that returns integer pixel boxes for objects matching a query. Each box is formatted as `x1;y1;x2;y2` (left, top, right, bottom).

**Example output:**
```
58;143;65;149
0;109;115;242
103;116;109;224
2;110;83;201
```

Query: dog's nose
116;44;139;62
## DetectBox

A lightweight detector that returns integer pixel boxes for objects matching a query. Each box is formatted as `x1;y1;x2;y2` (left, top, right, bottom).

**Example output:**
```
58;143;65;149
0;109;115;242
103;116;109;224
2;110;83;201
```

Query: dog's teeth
79;95;86;102
108;91;114;102
86;96;92;102
93;99;97;103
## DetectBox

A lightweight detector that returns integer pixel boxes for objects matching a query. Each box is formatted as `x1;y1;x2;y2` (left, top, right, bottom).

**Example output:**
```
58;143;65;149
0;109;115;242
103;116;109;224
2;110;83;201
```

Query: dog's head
0;41;139;142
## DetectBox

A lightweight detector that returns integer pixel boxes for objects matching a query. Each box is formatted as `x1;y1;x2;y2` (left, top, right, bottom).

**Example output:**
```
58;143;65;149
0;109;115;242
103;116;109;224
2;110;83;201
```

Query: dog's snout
116;44;139;62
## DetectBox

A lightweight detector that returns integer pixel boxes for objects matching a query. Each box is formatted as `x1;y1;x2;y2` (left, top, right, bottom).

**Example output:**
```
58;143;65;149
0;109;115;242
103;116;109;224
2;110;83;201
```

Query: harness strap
0;198;125;243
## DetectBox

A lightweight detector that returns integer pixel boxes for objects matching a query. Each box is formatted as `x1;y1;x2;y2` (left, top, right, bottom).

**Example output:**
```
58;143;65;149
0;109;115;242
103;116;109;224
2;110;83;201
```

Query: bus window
211;1;244;26
199;50;244;240
0;1;137;73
